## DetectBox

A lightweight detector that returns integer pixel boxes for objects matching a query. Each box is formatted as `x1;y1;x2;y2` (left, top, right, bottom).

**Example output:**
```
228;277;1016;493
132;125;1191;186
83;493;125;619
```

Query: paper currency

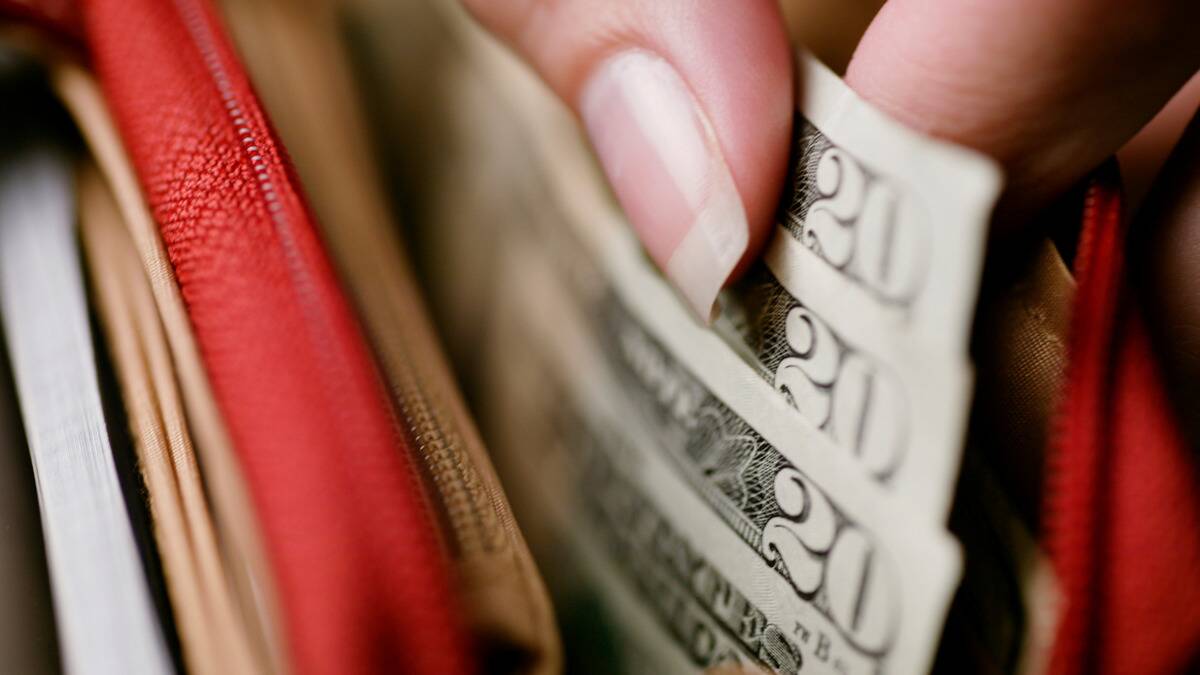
483;231;960;674
774;56;999;351
716;56;1001;519
0;141;173;675
346;2;1008;671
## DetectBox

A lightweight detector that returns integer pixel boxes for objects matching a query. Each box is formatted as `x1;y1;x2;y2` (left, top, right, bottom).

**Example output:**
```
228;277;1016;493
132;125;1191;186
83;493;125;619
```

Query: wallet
0;1;1195;674
1;1;555;674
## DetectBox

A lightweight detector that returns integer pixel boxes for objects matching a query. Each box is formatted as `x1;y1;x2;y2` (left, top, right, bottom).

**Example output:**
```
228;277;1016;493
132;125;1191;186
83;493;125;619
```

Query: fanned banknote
715;56;1001;519
487;231;963;674
347;1;1009;671
430;41;970;668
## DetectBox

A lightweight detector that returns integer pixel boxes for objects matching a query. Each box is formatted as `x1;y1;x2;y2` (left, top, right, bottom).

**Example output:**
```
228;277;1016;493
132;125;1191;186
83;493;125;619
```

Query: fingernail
580;50;749;321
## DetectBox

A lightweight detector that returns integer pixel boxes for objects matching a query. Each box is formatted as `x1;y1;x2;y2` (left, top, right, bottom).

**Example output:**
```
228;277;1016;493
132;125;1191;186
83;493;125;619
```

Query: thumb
462;0;794;317
845;0;1200;228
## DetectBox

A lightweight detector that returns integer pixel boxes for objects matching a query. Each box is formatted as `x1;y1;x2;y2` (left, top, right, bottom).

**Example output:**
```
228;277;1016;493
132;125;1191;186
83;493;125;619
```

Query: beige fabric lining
57;62;286;675
217;1;562;671
972;239;1076;527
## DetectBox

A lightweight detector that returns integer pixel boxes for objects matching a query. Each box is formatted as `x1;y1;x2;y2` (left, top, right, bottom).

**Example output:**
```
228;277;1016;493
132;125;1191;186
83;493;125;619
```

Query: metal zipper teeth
204;0;475;579
387;333;504;559
227;1;497;571
219;0;499;565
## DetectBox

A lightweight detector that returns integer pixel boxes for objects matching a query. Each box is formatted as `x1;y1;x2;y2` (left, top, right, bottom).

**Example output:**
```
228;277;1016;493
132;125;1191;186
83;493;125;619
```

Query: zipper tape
77;0;471;672
1046;163;1200;673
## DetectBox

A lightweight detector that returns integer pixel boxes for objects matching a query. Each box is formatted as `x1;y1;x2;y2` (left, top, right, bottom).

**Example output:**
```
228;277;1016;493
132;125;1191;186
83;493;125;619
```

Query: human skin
463;0;1200;424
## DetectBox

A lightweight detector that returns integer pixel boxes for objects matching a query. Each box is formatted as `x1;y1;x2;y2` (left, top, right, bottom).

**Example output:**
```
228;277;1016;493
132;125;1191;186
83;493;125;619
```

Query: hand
462;0;1200;409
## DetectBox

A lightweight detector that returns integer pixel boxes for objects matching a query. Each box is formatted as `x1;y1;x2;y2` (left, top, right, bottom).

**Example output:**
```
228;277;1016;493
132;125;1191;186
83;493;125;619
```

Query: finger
846;0;1200;227
462;0;793;318
1119;71;1200;210
1133;107;1200;441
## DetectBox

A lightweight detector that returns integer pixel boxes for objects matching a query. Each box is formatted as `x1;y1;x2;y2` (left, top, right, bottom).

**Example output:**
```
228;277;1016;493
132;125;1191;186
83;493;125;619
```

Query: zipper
207;0;564;667
168;0;472;669
211;0;507;567
76;0;472;672
1043;161;1125;675
388;337;507;560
